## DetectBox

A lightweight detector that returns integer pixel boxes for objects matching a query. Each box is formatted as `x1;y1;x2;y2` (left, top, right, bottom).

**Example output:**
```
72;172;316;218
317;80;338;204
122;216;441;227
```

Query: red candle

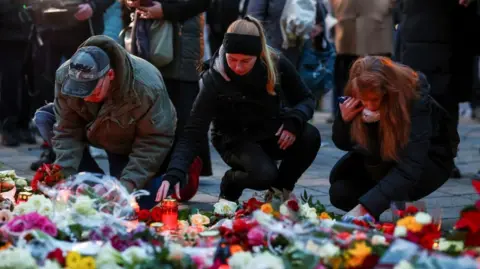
161;198;178;230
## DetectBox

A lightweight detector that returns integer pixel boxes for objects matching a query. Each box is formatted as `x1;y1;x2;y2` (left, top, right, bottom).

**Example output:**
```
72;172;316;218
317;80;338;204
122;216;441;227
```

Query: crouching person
51;35;177;209
329;56;460;220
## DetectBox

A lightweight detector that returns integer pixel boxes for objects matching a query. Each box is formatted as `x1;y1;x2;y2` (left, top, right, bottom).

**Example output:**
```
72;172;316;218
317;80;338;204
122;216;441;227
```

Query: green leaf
178;209;190;221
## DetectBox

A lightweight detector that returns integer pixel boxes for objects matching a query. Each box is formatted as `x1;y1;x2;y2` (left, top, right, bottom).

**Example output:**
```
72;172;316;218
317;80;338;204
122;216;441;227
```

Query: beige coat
330;0;394;55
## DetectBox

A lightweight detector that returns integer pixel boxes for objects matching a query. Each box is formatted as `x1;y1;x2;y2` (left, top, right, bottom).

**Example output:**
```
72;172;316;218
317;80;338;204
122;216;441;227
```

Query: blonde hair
227;16;278;95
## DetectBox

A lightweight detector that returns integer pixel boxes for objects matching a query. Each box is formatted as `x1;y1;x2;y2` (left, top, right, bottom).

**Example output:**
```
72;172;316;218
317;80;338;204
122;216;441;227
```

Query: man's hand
75;4;93;21
137;2;164;19
156;180;180;202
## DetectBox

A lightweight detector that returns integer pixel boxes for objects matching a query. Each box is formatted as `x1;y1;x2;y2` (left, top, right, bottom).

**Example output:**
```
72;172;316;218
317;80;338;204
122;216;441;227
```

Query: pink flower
247;226;265;246
354;232;368;241
6;218;27;233
24;212;46;229
192;256;206;269
41;222;58;237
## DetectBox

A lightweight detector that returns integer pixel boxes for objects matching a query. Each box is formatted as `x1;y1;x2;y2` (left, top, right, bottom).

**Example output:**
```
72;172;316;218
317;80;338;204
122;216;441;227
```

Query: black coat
167;48;316;185
332;74;459;217
397;0;480;102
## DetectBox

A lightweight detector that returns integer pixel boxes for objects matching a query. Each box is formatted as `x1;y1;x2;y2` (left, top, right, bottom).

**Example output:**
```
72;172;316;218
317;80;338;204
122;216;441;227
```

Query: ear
107;69;115;80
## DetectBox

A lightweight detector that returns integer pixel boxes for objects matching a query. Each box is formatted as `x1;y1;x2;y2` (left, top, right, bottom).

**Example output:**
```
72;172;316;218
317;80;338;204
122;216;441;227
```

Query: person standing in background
122;0;213;178
329;0;394;119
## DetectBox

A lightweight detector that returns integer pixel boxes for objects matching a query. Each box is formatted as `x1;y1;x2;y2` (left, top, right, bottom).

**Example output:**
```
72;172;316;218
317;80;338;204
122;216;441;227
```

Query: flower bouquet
31;164;65;193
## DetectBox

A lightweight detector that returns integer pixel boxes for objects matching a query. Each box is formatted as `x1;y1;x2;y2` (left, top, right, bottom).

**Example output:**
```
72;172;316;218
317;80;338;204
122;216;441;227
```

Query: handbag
119;12;174;67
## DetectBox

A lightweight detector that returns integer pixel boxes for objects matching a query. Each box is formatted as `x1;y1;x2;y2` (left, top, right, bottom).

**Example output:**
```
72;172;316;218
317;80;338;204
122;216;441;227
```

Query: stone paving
0;112;479;230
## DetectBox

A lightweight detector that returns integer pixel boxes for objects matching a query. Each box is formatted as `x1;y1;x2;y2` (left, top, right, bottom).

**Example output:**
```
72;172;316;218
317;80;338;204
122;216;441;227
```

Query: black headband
223;33;262;57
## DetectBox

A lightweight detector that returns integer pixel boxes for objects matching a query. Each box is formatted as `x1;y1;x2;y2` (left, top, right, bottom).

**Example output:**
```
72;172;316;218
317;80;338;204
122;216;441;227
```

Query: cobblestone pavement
1;112;479;229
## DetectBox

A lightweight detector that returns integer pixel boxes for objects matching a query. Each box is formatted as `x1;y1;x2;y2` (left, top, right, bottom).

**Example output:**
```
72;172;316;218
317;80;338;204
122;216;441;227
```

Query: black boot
1;118;19;147
30;147;56;171
219;170;243;202
450;165;462;179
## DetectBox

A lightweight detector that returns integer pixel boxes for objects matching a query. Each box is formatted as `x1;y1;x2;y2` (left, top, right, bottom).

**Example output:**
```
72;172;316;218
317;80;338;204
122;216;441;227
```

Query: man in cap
51;35;178;208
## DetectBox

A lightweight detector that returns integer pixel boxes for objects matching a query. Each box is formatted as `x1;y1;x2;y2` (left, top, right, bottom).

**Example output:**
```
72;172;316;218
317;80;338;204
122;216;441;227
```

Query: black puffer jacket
167;46;316;185
0;0;31;41
332;73;460;217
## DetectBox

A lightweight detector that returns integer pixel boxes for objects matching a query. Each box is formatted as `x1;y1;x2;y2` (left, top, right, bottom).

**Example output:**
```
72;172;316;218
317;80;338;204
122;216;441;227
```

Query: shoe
450;165;462;179
219;170;243;202
1;118;20;147
30;147;56;171
172;156;202;202
18;128;37;144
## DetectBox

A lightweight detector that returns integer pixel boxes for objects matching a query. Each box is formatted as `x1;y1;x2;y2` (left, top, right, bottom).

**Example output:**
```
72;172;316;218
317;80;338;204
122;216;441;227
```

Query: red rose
419;234;437;249
465;231;480;247
358;255;379;269
244;198;263;213
406;231;420;244
31;178;39;192
47;248;65;266
337;232;351;241
233;219;249;233
287;200;300;212
405;206;419;215
137;209;151;222
151;207;162;222
382;223;395;235
353;219;368;227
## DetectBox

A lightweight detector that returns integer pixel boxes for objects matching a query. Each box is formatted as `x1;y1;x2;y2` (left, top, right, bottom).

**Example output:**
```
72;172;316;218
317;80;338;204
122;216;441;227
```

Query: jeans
33;103;165;209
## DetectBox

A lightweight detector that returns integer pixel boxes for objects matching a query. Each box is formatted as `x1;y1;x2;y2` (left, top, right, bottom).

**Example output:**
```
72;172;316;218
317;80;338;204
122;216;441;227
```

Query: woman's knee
302;124;321;147
251;164;279;188
329;181;356;211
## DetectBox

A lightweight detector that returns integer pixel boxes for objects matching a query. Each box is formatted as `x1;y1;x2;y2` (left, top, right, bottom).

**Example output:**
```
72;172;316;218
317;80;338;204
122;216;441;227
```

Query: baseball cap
61;46;111;98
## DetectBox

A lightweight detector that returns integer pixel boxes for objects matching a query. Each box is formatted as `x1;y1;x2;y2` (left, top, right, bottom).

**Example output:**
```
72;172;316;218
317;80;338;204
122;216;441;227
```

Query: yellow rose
79;257;96;269
190;213;210;226
319;212;332;220
397;216;423;232
261;203;273;214
66;251;82;269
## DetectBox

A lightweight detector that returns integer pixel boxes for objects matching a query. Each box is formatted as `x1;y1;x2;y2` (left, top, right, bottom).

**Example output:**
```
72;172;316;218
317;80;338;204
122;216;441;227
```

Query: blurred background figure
0;0;36;147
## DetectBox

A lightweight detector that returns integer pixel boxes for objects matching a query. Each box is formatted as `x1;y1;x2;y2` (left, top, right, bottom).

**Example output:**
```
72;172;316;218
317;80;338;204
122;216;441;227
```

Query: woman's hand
137;2;164;19
276;124;296;150
156;180;181;202
125;0;140;8
339;97;364;122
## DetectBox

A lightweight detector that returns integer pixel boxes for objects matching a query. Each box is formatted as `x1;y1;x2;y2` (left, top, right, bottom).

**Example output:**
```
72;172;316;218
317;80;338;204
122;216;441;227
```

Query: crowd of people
0;0;479;219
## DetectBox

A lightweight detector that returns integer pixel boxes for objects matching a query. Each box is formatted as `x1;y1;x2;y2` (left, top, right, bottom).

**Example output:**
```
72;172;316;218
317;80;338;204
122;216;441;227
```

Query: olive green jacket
52;35;177;190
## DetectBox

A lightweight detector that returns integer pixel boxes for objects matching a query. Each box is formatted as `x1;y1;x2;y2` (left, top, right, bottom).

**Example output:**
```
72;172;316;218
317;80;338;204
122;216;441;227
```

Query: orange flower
319;212;332;220
230;244;243;254
261;203;273;214
397;216;422;232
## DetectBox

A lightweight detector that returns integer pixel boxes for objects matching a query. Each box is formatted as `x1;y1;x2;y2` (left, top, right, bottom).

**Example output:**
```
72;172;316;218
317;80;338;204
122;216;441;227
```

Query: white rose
371;235;387;245
317;242;340;258
437;238;464;252
279;204;291;217
393;260;415;269
414;212;432;225
41;260;63;269
168;243;184;260
253;211;274;226
0;247;37;269
73;196;97;216
213;199;238;216
394;226;407;237
28;194;51;210
123;246;148;264
97;243;122;267
190;213;210;226
228;251;254;269
248;252;284;269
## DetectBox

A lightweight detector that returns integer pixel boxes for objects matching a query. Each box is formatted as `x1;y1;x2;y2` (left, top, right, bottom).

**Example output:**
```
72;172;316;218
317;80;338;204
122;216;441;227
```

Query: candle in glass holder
17;191;32;203
150;222;164;233
161;198;178;230
197;230;221;247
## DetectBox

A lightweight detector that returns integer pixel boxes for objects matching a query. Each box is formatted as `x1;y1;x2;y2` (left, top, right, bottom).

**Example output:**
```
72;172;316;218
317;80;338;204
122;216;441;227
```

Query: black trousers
329;152;452;218
164;78;212;176
0;40;33;128
219;124;321;193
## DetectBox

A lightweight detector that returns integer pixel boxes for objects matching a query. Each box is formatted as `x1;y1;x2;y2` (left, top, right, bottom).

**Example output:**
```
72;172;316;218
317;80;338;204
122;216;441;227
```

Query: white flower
317;242;340;258
414;212;432;225
228;251;254;269
73;196;97;216
96;243;122;267
279;204;291;217
123;246;148;264
247;252;284;269
437;238;464;252
40;260;62;269
213;199;238;216
168;243;184;260
393;260;414;269
0;170;17;178
190;213;210;226
14;195;54;217
253;211;274;226
371;235;387;245
394;226;407;237
0;247;37;269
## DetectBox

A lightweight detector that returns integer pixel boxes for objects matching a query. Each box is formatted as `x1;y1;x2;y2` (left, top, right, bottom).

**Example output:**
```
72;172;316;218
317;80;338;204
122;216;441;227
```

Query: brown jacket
331;0;394;55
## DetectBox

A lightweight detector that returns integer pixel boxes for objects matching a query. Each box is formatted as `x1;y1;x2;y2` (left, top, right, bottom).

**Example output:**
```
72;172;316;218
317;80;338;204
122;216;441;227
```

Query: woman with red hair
329;56;460;220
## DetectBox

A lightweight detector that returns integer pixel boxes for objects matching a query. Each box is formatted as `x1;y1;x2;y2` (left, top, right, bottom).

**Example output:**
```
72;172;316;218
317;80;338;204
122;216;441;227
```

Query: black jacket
167;47;316;186
331;74;459;217
0;0;32;41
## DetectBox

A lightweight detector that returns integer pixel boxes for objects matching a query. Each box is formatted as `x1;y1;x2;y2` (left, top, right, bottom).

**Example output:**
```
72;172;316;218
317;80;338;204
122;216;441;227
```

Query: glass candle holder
150;222;164;233
161;198;178;230
197;230;221;248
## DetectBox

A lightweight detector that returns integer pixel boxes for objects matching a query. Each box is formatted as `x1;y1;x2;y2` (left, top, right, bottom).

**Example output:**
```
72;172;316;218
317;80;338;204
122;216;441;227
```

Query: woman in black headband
156;16;321;202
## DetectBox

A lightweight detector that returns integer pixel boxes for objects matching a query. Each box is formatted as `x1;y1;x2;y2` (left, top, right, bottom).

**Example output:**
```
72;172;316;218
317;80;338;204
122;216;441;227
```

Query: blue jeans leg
33;103;55;145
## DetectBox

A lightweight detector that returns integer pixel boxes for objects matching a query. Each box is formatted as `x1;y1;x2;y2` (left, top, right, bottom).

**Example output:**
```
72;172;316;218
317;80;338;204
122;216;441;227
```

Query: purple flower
247;226;265;246
89;230;103;241
101;226;115;239
6;218;27;233
23;212;45;229
110;235;130;252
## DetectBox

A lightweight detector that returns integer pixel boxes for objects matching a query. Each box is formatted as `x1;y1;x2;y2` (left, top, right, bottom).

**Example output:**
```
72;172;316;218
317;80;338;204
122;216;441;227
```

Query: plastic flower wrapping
0;169;479;268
